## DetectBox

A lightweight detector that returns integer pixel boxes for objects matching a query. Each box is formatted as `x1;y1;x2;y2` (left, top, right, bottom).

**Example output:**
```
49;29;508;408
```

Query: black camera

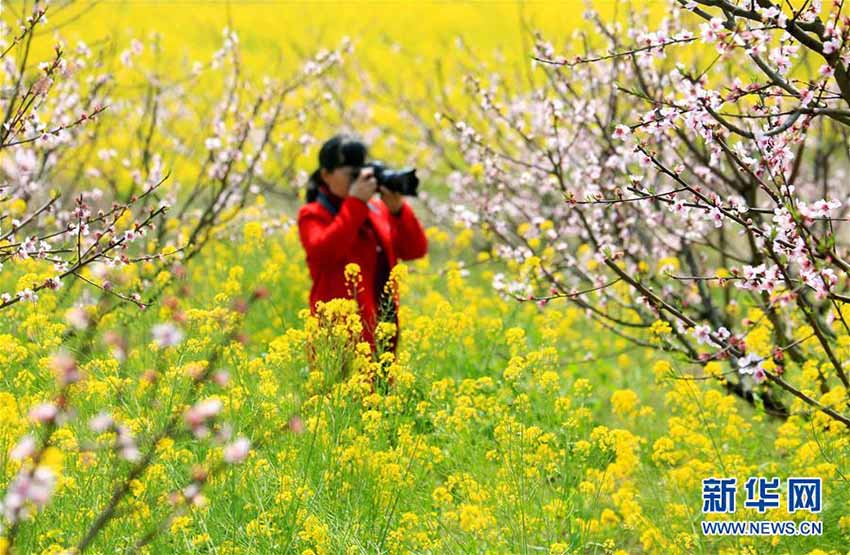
352;161;419;197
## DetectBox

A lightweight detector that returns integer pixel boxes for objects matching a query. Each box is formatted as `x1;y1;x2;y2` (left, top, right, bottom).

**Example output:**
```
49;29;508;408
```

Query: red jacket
297;189;428;352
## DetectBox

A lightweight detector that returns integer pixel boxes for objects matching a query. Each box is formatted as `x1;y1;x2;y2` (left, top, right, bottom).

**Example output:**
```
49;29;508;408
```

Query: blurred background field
4;0;674;209
17;1;659;73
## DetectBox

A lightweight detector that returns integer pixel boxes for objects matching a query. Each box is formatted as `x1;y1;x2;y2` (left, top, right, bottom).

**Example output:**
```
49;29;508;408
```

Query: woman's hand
349;167;377;202
379;185;404;215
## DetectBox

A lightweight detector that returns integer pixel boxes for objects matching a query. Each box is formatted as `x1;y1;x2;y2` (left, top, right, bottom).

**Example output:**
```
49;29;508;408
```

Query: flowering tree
0;5;168;311
0;289;265;553
0;2;350;552
1;3;351;318
429;0;850;426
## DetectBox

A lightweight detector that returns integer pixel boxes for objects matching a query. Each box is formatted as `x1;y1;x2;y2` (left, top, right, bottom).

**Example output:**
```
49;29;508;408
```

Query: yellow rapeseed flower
611;389;640;418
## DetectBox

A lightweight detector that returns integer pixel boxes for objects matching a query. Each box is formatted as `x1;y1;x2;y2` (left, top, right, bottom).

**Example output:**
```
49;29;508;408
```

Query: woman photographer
298;133;428;361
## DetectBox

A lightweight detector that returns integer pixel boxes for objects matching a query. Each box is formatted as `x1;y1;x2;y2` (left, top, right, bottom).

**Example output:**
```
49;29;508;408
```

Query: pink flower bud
29;402;58;424
89;412;114;433
223;436;250;464
152;322;184;348
10;435;37;461
288;415;305;434
65;306;90;330
51;350;79;386
196;399;222;419
120;445;141;462
183;483;201;502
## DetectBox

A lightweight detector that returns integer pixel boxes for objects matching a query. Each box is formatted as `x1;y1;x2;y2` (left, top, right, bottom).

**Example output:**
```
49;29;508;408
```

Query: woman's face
321;166;357;197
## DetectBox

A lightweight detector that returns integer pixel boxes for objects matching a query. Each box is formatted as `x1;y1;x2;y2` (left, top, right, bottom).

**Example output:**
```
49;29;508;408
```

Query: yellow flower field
0;208;846;553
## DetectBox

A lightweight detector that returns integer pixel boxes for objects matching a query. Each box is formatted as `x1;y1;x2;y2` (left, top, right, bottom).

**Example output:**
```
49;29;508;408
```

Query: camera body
353;161;419;197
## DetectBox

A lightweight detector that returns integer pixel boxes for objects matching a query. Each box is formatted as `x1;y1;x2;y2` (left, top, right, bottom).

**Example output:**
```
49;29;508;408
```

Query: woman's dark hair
305;133;368;203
